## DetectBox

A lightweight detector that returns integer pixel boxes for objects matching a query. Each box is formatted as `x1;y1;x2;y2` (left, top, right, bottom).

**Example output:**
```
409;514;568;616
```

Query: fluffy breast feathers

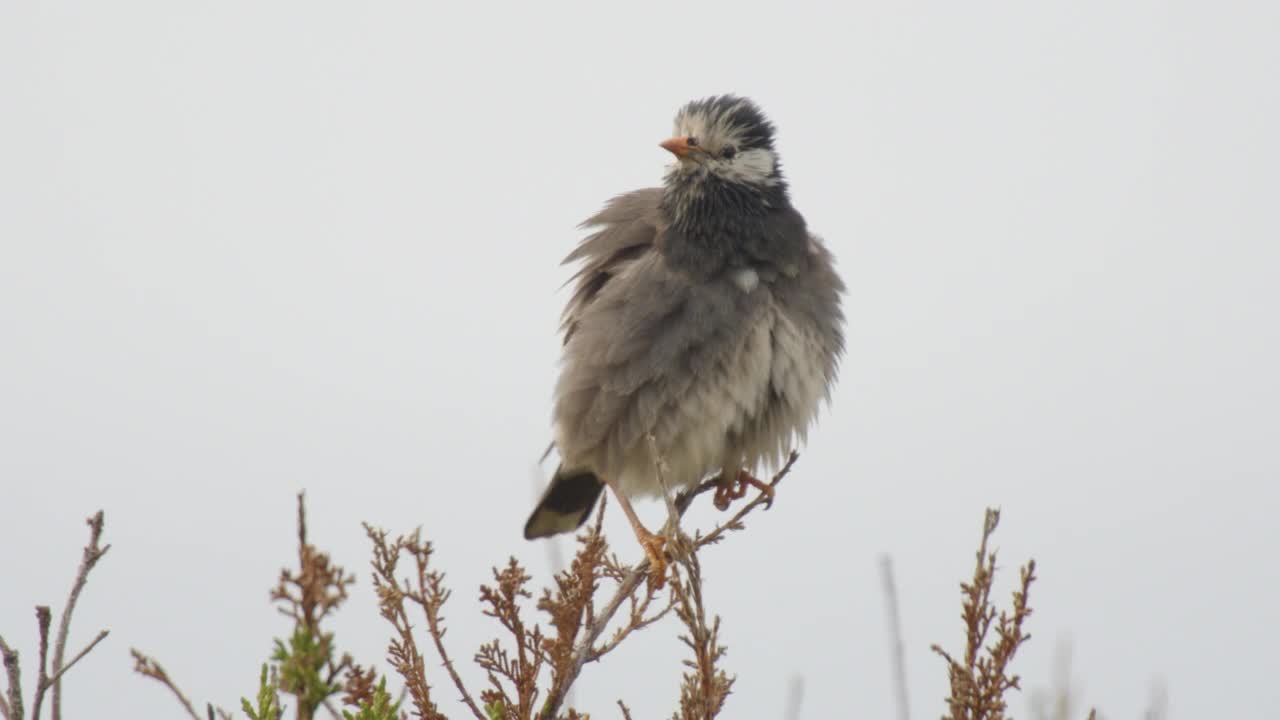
553;189;844;496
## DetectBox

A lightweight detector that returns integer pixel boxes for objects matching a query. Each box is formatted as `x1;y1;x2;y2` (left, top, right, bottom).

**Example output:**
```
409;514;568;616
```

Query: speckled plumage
525;96;844;539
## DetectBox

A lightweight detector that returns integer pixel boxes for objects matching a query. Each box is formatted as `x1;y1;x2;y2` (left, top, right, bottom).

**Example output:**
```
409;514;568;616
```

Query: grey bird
524;95;844;579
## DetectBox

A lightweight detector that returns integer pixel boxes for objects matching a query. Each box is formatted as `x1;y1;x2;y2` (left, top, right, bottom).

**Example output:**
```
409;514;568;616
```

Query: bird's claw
712;470;776;511
639;530;669;590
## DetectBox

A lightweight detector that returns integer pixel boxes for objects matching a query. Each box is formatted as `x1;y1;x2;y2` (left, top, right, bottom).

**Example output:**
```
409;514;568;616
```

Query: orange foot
713;469;777;511
636;527;669;590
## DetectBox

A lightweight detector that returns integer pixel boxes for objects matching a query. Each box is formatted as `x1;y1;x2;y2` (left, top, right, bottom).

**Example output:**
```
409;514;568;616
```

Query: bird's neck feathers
659;175;798;280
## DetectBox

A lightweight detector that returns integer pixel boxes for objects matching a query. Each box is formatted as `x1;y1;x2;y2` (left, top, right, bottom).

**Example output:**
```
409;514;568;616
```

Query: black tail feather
523;467;605;539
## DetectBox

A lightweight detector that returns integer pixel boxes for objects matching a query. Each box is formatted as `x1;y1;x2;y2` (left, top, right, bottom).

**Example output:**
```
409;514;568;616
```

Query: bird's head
660;95;785;193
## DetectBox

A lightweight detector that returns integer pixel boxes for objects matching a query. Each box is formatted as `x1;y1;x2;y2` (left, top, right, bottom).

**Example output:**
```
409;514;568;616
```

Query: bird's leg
601;478;668;588
713;468;776;511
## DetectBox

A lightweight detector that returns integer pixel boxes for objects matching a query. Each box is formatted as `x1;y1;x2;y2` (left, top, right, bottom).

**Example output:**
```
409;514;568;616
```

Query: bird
524;95;844;583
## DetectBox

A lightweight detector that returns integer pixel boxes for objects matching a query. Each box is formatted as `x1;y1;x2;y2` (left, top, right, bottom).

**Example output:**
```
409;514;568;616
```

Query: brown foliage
363;454;797;720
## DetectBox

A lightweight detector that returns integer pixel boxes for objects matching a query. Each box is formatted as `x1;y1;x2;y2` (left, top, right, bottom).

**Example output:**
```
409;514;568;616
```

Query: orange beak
660;136;693;158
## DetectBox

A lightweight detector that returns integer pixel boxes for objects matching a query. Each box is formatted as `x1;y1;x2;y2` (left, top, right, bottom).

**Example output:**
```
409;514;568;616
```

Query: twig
538;454;800;719
880;556;911;720
30;606;53;720
131;649;203;720
50;511;110;720
0;635;23;720
587;583;674;662
617;699;634;719
693;451;799;550
43;631;109;693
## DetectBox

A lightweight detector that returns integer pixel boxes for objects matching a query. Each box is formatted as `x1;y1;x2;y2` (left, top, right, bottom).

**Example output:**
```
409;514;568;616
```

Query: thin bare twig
50;511;110;720
43;631;109;693
617;699;634;719
0;635;23;720
587;581;675;662
30;606;53;720
131;649;202;720
880;555;911;720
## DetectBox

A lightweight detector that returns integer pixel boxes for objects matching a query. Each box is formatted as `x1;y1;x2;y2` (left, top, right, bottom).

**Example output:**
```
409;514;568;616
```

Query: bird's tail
524;466;604;539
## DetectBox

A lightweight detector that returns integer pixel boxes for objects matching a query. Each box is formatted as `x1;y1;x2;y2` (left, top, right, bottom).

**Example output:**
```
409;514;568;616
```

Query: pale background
2;2;1278;718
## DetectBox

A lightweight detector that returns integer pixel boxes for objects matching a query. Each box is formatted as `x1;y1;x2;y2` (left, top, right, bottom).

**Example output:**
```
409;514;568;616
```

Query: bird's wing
560;188;666;345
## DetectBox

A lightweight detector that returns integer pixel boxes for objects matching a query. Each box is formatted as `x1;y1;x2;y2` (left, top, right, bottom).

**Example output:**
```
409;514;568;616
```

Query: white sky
2;2;1278;718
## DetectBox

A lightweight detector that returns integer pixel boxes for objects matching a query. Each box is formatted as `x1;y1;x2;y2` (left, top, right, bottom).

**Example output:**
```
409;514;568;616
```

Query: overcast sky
2;2;1278;718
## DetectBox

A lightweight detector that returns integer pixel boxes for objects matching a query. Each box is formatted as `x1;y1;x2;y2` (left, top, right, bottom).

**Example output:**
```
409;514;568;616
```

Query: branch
50;510;110;720
30;606;53;720
692;451;799;550
537;453;800;719
43;631;109;693
931;507;1037;720
0;635;22;720
131;649;203;720
420;557;487;720
880;556;911;720
670;551;733;718
33;614;109;720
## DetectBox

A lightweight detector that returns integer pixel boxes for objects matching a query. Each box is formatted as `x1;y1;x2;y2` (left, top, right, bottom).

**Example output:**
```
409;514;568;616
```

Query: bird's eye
722;146;737;159
687;136;699;147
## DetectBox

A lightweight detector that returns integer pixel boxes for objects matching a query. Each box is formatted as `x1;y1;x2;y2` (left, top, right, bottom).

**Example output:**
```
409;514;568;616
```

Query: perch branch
537;452;799;719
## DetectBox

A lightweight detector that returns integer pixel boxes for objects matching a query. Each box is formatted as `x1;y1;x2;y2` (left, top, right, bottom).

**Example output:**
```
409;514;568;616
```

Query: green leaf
240;663;282;720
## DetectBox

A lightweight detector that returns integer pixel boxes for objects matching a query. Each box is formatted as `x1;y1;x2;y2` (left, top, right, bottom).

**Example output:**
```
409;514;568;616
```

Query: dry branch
670;552;733;719
365;524;484;720
931;508;1037;720
49;511;110;720
0;635;23;720
130;649;202;720
880;556;911;720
